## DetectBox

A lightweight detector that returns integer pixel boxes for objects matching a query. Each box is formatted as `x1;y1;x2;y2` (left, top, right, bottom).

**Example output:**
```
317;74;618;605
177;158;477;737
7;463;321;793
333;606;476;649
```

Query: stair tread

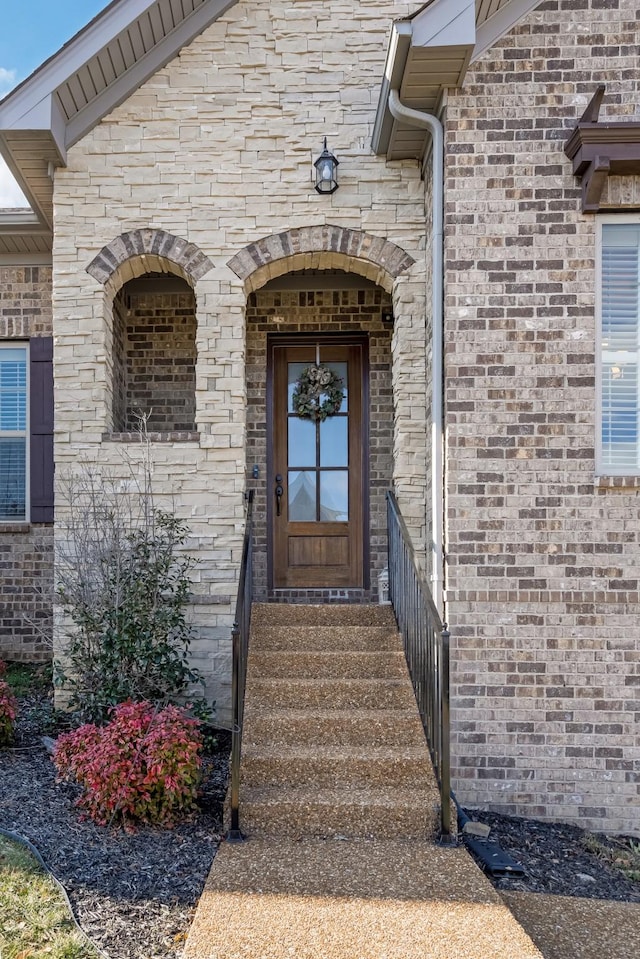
243;785;439;805
242;743;430;759
245;706;420;719
252;603;397;626
250;625;402;651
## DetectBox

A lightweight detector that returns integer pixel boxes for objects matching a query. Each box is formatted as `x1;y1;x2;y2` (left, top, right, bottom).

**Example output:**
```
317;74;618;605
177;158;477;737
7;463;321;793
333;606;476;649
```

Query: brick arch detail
227;226;415;294
86;229;214;292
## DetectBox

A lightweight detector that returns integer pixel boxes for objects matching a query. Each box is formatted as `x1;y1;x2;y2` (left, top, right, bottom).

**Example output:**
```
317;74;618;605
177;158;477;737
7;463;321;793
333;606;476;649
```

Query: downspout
388;88;445;613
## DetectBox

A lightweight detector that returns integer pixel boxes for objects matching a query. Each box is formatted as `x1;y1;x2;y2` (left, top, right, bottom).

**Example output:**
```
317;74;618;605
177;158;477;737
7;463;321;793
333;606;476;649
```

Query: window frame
0;341;30;523
596;214;640;476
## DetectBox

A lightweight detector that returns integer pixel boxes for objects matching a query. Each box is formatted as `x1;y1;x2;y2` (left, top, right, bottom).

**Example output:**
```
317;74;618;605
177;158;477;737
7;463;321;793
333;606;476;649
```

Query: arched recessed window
112;273;197;433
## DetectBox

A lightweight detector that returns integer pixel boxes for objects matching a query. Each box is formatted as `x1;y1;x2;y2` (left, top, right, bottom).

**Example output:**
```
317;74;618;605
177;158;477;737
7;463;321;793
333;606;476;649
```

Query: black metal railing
226;489;255;843
386;491;452;840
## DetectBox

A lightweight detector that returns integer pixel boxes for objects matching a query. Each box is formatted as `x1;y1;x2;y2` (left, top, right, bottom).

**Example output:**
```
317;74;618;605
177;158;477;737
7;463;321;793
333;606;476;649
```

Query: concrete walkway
502;891;640;959
184;837;543;959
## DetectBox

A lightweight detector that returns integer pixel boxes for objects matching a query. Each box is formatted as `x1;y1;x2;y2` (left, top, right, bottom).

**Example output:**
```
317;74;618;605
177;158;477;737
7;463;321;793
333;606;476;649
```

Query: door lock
275;475;284;517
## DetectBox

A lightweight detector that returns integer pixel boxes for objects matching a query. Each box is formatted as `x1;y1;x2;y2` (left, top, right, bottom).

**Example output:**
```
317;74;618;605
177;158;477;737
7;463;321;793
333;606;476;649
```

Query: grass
581;833;640;883
0;835;99;958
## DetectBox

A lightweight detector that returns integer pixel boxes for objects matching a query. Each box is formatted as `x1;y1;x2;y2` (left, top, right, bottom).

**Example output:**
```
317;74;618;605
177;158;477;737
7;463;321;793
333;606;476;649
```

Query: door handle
275;475;284;517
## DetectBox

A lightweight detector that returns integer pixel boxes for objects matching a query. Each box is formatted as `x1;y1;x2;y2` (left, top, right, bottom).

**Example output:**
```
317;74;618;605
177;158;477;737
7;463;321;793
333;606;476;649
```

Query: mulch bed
2;685;639;958
0;687;230;959
464;809;640;903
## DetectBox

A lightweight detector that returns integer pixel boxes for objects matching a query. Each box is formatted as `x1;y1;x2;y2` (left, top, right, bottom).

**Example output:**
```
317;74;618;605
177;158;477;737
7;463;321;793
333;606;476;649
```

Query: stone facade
51;0;428;719
444;0;640;834
0;266;53;661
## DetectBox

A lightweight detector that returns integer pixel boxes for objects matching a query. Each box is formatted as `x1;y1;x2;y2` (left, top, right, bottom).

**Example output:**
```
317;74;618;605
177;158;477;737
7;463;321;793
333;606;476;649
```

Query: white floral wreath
292;365;344;422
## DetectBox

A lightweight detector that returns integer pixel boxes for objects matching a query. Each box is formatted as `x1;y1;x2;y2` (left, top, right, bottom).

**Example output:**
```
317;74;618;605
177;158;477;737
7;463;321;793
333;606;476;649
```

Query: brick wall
444;0;640;834
113;283;197;432
0;266;53;661
245;282;393;602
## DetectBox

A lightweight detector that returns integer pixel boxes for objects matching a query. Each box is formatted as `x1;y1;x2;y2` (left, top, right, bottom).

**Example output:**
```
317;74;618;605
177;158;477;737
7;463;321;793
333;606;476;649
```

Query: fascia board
0;253;52;265
0;137;51;230
6;96;67;164
372;23;412;155
65;0;238;148
411;0;475;49
472;0;545;63
0;209;45;232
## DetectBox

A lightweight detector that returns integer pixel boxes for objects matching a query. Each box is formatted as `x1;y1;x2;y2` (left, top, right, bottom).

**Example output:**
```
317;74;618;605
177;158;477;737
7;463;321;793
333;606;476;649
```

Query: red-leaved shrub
0;661;18;747
54;701;202;828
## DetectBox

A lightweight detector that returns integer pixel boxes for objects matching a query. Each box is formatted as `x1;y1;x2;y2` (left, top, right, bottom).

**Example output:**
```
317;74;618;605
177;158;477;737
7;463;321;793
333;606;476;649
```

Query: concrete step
252;603;397;628
240;743;433;789
246;677;417;710
239;785;441;840
250;624;402;652
243;707;426;749
247;649;408;680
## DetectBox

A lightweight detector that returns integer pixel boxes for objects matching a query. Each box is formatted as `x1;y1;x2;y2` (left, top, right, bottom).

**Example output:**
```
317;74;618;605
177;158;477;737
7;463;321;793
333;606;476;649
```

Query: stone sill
595;475;640;490
0;522;31;533
102;431;200;443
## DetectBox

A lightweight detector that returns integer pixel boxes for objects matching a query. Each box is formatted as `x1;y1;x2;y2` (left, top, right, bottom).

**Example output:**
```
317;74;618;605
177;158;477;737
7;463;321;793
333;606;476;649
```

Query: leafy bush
56;424;211;724
54;701;202;828
0;661;18;746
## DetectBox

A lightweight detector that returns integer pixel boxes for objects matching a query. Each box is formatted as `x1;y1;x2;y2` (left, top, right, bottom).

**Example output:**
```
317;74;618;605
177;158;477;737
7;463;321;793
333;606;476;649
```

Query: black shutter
30;336;54;523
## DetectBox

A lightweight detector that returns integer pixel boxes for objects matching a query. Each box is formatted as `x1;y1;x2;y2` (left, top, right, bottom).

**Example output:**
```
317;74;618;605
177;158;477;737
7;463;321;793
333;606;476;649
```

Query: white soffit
0;0;237;247
373;0;545;161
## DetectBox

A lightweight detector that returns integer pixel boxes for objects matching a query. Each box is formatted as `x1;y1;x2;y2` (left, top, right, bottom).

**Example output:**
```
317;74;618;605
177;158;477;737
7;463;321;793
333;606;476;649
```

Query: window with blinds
0;345;27;520
600;224;640;473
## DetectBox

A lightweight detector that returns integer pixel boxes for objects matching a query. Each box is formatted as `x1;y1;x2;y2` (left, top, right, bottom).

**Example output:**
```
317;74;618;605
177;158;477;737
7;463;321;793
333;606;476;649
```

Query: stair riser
241;755;433;789
252;604;397;628
243;714;426;748
247;679;417;710
240;801;440;840
250;626;402;653
248;652;408;680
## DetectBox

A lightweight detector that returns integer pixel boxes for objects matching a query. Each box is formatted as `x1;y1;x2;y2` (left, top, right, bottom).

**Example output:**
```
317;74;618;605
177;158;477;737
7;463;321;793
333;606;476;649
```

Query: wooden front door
269;337;367;589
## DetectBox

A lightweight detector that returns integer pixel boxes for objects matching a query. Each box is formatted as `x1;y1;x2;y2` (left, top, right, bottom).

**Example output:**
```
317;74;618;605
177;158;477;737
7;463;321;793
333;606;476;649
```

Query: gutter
387;89;445;612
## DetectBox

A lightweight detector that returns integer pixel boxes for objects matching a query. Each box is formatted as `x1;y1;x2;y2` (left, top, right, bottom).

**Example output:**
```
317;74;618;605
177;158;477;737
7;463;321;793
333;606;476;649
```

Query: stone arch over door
233;227;416;601
227;225;414;293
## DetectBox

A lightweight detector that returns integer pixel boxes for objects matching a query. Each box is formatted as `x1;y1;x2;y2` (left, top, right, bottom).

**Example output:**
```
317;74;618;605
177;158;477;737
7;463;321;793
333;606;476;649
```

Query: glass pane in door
320;471;348;521
288;470;317;521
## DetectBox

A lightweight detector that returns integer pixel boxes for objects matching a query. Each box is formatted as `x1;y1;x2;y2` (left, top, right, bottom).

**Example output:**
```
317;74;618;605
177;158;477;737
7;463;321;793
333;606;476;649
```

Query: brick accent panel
0;266;54;661
228;226;415;294
444;0;640;835
246;284;393;602
113;282;197;432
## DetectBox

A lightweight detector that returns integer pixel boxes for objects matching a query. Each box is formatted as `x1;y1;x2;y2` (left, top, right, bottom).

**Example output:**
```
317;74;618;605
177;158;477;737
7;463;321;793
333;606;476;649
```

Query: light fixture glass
314;138;339;194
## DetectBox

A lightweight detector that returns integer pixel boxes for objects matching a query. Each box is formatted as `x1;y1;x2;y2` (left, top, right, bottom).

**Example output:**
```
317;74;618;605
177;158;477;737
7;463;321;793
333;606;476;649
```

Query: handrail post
440;623;452;841
226;621;244;843
225;489;254;844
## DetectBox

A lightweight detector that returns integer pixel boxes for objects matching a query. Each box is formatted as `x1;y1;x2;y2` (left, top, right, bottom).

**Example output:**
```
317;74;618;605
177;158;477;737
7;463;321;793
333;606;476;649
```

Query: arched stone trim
227;225;415;294
86;229;214;292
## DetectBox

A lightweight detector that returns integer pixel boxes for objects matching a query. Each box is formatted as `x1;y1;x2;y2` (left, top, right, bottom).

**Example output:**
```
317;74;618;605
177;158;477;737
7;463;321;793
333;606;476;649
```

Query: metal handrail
386;491;452;840
226;489;255;843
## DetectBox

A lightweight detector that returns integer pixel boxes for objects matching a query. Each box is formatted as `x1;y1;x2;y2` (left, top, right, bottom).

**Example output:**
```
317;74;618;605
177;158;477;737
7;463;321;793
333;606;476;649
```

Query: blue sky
0;1;110;205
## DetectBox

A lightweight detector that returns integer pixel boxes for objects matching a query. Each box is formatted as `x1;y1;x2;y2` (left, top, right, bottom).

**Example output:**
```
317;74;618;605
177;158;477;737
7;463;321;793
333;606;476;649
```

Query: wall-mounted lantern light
314;138;339;194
